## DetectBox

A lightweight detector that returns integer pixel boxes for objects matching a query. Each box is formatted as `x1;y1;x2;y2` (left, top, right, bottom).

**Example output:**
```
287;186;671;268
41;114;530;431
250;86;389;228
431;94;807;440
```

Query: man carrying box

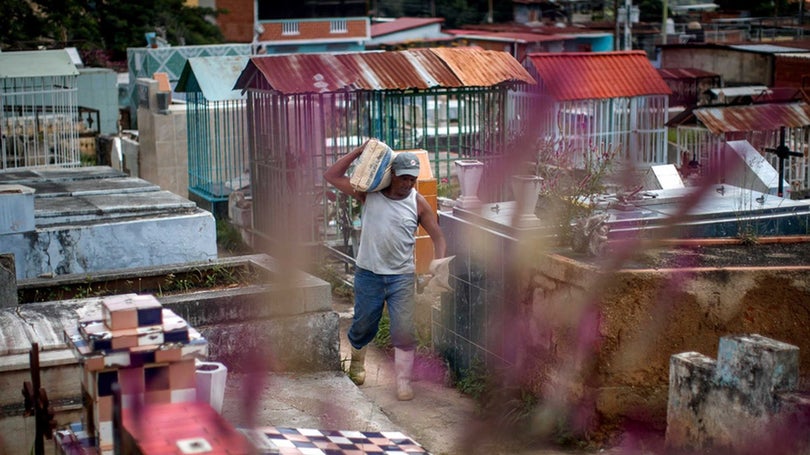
324;142;447;401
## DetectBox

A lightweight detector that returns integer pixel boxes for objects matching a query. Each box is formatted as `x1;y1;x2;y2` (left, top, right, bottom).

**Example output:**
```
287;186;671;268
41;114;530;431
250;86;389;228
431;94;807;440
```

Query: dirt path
332;280;650;455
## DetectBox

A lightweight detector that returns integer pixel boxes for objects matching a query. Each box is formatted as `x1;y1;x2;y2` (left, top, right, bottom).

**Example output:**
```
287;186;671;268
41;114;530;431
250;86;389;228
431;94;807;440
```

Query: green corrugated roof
0;49;79;78
175;55;249;101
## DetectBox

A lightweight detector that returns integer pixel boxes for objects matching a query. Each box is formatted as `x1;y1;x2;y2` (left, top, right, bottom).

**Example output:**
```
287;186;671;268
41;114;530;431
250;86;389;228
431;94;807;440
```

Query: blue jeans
348;267;415;351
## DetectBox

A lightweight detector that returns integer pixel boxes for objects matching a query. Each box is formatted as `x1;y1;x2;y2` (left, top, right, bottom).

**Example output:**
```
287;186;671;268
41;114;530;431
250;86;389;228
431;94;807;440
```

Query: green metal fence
185;92;250;204
247;86;522;254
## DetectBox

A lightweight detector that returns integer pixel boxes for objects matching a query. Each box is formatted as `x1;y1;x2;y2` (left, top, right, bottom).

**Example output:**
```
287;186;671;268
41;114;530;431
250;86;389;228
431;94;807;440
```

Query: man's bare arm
323;143;366;202
416;194;446;259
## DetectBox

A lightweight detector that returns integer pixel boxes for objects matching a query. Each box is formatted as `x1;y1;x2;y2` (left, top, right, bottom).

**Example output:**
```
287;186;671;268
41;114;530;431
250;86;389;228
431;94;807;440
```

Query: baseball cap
391;152;420;177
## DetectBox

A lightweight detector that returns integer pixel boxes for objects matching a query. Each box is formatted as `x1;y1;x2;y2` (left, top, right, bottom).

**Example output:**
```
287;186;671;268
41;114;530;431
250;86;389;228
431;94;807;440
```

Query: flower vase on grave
454;160;484;210
510;174;543;227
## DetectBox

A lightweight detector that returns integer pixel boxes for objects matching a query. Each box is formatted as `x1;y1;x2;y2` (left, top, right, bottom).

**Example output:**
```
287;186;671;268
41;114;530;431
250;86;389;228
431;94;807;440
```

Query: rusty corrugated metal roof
429;47;535;86
234;48;535;95
334;50;457;90
525;51;672;101
241;52;359;94
694;102;810;134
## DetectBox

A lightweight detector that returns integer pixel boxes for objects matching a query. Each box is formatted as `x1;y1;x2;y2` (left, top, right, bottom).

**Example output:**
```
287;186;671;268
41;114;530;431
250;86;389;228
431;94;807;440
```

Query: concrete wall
5;210;217;281
526;256;810;428
136;78;190;199
661;47;773;86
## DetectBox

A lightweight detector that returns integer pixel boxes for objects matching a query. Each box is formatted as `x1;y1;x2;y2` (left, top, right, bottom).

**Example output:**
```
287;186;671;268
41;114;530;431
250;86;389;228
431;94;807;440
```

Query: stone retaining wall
522;254;810;428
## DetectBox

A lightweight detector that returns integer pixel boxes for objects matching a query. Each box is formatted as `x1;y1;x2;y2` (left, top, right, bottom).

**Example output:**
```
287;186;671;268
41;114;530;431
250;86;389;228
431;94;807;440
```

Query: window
330;19;347;34
282;21;299;35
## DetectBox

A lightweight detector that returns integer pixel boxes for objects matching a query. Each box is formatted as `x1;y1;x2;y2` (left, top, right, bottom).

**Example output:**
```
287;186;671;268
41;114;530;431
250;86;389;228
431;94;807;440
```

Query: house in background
521;51;672;169
366;17;450;50
658;67;721;109
512;0;569;24
659;43;810;87
772;53;810;89
446;23;613;59
216;0;369;53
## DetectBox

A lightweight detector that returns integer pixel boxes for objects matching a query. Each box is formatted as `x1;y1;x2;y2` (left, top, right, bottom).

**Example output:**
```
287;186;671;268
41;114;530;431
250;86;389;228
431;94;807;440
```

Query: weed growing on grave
216;219;251;255
534;138;618;245
454;357;488;401
737;225;759;245
437;176;460;199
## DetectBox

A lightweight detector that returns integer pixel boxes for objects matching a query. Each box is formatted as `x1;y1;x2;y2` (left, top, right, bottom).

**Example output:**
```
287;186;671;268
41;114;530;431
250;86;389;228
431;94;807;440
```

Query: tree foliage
0;0;225;63
0;0;44;49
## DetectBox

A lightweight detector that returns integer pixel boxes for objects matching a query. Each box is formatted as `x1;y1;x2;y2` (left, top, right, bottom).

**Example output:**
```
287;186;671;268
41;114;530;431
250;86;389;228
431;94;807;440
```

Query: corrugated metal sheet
526;51;671;101
774;53;810;89
429;47;535;86
246;52;357;94
729;44;808;54
658;67;720;80
694;102;810;134
234;48;535;95
709;86;768;97
0;49;79;78
335;50;454;90
175;56;249;101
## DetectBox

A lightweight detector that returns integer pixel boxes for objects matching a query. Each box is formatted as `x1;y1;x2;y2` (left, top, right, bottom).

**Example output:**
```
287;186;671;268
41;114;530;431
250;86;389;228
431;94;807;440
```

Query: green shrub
216;219;250;254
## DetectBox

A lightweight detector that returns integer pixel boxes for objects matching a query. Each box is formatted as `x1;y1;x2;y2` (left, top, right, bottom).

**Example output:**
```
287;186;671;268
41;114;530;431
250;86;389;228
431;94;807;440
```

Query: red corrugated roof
371;17;444;38
235;48;535;94
525;51;672;101
694;102;810;134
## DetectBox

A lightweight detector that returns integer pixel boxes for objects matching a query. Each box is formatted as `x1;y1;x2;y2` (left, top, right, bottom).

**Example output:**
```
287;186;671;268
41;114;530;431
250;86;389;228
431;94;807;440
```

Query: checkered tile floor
242;426;431;454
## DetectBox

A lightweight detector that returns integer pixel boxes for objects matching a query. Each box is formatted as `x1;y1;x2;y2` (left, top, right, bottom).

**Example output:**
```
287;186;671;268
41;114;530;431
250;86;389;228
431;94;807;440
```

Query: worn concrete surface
217;286;651;455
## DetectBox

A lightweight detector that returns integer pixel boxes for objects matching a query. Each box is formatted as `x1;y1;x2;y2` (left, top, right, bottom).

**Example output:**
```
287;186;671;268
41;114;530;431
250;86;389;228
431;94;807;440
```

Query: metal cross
765;126;803;197
22;343;56;455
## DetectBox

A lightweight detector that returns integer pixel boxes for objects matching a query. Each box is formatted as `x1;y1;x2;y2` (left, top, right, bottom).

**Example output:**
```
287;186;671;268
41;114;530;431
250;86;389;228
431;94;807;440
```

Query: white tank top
356;190;418;274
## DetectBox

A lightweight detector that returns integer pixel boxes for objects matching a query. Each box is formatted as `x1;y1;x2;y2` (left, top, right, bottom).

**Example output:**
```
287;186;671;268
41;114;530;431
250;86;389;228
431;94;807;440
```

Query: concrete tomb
0;166;217;280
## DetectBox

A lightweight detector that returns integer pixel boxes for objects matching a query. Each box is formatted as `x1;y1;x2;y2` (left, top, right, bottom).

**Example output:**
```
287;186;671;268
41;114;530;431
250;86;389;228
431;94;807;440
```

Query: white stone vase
454;160;484;210
510;174;543;227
